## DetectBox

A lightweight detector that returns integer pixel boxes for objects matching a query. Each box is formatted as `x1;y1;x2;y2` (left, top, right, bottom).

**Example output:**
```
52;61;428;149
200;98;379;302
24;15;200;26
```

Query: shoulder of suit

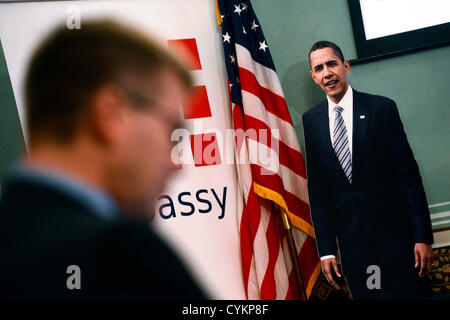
354;90;396;109
97;217;170;253
95;217;193;277
102;217;160;241
302;99;327;120
302;90;397;121
81;217;206;299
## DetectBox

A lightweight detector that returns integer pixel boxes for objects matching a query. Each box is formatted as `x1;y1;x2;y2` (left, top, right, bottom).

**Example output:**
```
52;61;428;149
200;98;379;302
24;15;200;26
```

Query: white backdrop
0;0;245;299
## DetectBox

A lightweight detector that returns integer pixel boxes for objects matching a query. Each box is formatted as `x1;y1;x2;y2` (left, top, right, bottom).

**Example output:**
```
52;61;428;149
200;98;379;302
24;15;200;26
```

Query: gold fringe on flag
253;182;316;238
254;182;320;298
306;263;321;298
216;0;222;26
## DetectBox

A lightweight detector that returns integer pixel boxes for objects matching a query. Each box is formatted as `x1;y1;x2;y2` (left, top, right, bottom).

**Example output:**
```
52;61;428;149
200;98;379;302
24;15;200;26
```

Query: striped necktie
333;106;352;183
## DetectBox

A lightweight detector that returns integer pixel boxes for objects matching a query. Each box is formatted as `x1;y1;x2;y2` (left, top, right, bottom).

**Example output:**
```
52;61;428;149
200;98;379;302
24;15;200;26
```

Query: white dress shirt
321;85;354;261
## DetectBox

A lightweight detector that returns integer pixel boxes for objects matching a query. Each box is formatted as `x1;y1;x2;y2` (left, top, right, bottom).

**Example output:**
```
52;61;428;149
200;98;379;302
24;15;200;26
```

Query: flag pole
280;207;307;300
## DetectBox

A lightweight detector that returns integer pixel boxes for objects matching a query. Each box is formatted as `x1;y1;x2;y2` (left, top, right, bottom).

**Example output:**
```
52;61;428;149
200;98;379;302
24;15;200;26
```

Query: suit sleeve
383;100;434;244
302;114;337;257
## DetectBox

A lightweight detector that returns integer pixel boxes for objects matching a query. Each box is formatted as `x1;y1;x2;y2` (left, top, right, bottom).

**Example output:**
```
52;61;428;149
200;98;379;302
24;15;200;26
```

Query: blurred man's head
25;20;191;219
308;41;350;104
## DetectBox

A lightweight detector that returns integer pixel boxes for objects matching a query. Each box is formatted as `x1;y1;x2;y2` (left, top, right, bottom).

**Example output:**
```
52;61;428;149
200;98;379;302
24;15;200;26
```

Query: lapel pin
360;115;366;119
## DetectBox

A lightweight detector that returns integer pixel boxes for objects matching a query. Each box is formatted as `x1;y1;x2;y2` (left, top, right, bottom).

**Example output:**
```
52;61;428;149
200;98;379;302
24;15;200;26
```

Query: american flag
217;0;320;299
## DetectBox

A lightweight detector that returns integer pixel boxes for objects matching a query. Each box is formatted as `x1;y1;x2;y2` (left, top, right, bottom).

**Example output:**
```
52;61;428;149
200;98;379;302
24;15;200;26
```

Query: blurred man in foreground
0;20;206;299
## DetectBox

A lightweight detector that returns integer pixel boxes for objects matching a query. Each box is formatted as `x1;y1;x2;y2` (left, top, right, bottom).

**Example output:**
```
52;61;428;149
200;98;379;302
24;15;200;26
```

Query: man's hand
321;257;342;289
414;243;434;277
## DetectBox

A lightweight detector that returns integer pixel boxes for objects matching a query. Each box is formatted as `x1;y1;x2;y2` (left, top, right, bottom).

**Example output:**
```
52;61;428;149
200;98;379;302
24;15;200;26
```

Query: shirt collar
327;85;353;114
8;163;119;220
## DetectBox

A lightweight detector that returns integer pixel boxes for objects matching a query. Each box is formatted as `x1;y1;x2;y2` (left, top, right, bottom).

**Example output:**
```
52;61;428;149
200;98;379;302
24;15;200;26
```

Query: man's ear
310;70;318;84
88;85;127;145
344;60;351;74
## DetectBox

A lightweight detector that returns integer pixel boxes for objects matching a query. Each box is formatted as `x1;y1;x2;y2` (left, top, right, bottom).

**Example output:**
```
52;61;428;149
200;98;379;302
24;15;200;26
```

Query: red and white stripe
232;44;320;300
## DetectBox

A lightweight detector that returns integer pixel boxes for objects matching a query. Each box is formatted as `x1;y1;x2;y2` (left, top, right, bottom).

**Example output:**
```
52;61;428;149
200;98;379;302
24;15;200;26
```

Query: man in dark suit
0;20;206;299
302;41;434;299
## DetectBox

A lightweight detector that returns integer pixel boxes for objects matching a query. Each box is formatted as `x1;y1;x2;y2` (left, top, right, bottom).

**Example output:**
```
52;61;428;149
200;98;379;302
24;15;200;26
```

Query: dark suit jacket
302;89;433;280
0;176;206;300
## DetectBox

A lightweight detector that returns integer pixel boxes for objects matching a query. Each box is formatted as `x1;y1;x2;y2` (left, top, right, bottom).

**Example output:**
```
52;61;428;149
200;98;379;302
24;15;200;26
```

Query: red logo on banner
182;85;212;119
167;38;202;70
167;38;212;120
168;38;219;166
